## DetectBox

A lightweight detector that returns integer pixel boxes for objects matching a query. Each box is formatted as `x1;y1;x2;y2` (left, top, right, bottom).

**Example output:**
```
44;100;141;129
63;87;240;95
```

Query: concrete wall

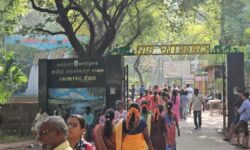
0;103;38;134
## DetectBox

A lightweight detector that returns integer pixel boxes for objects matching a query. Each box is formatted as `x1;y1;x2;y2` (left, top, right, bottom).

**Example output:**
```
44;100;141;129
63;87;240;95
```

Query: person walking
149;91;163;112
37;116;72;150
185;84;194;114
83;106;94;142
164;102;180;150
115;102;154;150
170;90;180;121
189;88;205;129
114;100;127;124
67;114;96;150
180;90;188;120
150;104;166;150
94;109;116;150
130;84;136;101
140;100;152;134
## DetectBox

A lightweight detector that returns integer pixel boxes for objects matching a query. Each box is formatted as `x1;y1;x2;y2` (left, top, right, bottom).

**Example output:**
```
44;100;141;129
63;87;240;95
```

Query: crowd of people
32;84;208;150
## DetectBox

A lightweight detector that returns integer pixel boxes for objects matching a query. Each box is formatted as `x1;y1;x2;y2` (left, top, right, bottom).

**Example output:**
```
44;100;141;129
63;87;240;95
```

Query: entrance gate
123;65;129;110
124;44;244;131
38;44;244;131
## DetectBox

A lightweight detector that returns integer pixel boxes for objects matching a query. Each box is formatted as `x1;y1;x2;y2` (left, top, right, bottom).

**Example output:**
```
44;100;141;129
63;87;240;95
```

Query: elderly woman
116;102;154;150
94;109;116;150
67;114;96;150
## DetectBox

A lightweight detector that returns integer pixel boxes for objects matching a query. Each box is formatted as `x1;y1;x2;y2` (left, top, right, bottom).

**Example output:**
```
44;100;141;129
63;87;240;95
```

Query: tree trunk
133;56;144;85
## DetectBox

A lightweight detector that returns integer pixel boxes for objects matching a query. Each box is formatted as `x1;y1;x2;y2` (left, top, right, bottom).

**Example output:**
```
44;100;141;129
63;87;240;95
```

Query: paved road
177;111;243;150
0;111;246;150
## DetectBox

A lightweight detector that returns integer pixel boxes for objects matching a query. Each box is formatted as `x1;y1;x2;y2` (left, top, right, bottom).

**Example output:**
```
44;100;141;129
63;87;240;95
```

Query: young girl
164;102;180;150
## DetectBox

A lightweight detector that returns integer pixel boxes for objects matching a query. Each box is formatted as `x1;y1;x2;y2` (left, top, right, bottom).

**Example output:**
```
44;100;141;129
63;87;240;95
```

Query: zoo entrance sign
135;44;239;55
47;58;105;88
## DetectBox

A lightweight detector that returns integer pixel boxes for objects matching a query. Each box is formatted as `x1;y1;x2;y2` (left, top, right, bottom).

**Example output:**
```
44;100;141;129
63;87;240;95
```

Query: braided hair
104;109;115;139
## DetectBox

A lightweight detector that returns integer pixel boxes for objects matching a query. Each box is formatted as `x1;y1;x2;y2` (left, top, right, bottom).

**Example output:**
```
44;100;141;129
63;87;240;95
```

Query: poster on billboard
164;60;190;78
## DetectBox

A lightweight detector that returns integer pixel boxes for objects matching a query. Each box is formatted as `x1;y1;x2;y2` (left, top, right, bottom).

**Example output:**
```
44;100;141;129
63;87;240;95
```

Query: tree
29;0;146;57
0;50;28;103
0;0;28;34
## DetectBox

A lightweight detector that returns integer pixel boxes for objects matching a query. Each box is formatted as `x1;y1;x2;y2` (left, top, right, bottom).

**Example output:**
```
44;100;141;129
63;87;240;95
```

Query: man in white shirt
185;84;194;114
189;88;205;129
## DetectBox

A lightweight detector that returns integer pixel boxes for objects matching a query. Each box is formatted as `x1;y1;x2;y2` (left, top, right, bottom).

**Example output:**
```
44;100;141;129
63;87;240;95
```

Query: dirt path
0;140;41;150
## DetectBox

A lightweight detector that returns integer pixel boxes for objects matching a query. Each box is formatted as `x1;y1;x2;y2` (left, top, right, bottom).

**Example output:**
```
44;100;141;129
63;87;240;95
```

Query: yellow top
115;119;124;150
54;140;73;150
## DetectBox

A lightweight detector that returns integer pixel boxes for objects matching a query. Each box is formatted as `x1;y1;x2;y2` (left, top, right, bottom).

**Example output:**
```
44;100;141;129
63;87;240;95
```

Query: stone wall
0;103;38;134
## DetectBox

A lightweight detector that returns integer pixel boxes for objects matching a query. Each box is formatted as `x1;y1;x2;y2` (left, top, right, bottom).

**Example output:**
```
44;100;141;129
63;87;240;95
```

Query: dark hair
157;104;164;113
69;114;86;129
141;100;148;105
104;109;115;139
194;88;199;94
243;92;249;99
141;100;148;114
86;106;91;111
166;102;173;111
128;103;140;130
129;102;140;111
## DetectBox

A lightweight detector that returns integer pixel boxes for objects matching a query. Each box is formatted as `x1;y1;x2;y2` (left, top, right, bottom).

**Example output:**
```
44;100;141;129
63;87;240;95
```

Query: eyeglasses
67;122;78;128
38;129;56;136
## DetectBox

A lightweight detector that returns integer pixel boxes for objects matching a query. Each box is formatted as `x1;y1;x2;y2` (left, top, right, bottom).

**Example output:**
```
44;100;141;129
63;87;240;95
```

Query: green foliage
0;49;27;103
0;0;28;34
109;46;134;55
5;44;40;75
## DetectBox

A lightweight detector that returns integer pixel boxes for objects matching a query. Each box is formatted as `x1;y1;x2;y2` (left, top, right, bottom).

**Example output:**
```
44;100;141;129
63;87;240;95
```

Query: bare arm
142;127;154;150
202;95;205;111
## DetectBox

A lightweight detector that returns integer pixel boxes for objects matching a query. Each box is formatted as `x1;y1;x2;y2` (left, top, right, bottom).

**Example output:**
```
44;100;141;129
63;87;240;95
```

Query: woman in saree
170;89;180;121
94;109;116;150
164;102;180;150
140;100;152;135
150;91;163;112
150;104;167;150
116;102;154;150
